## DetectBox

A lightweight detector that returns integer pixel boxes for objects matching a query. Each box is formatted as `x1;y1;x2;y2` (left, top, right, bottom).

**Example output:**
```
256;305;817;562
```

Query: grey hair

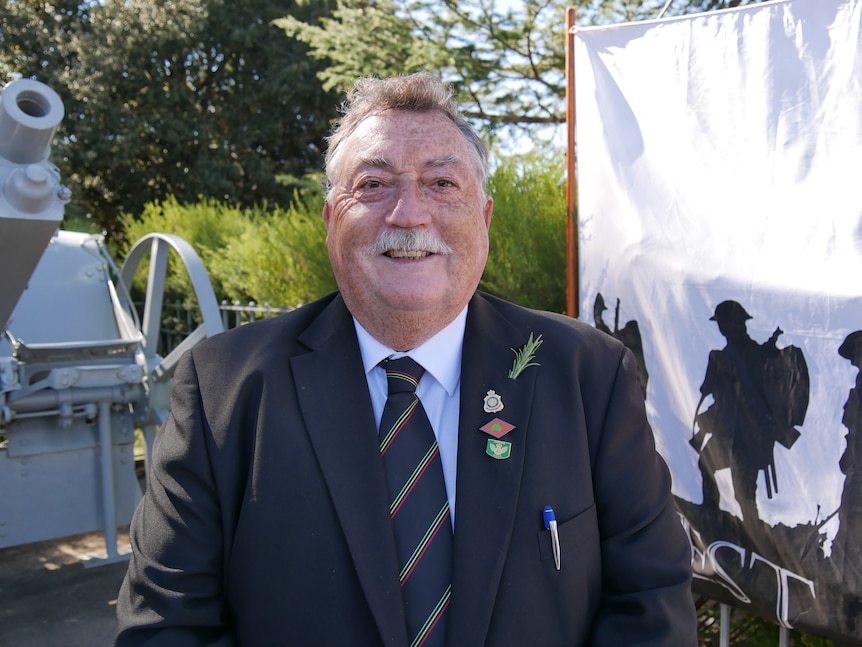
323;73;489;198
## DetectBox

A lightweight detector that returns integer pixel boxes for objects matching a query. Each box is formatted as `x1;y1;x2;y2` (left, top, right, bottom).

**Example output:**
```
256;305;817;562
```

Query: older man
116;73;697;646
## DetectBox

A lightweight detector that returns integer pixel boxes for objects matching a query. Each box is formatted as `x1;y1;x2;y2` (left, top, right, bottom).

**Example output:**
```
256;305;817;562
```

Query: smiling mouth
384;249;433;259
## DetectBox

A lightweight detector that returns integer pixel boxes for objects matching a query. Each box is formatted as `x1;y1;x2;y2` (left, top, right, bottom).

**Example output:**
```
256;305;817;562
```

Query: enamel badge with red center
480;417;515;439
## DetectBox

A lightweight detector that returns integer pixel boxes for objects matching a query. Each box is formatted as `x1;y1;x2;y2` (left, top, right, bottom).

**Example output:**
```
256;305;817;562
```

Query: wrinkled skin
323;109;493;351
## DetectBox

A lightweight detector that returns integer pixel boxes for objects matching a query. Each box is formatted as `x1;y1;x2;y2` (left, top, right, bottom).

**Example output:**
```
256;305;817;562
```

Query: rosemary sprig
508;333;543;380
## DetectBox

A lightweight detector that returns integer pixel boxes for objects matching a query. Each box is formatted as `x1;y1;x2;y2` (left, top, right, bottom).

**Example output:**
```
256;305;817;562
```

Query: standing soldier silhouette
692;301;809;523
593;293;650;399
835;330;862;586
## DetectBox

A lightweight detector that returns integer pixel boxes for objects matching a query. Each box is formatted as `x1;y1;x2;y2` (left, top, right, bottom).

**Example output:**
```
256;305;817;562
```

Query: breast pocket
536;503;599;563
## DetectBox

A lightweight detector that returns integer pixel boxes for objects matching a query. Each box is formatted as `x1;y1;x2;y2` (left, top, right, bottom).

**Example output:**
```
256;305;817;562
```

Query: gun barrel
0;79;68;334
0;79;64;165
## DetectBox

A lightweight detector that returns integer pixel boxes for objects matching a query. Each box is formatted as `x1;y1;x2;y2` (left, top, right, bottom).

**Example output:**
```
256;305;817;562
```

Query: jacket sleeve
115;350;236;647
587;348;698;646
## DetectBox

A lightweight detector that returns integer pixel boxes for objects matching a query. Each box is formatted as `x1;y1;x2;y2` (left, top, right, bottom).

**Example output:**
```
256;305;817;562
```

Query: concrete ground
0;529;131;647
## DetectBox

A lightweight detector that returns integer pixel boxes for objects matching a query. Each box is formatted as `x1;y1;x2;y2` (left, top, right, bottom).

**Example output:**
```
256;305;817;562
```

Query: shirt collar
353;305;468;397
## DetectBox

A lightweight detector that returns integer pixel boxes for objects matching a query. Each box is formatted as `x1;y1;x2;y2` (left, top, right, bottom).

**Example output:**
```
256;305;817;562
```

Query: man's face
323;110;493;332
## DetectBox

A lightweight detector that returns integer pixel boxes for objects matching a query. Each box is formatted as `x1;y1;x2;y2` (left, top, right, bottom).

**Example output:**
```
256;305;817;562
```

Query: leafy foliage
278;0;567;135
119;149;566;311
207;193;336;308
576;0;769;24
673;0;769;14
481;149;567;312
0;0;88;86
119;190;335;309
695;596;843;646
2;0;340;235
119;196;255;304
2;0;775;237
277;0;773;141
277;1;422;93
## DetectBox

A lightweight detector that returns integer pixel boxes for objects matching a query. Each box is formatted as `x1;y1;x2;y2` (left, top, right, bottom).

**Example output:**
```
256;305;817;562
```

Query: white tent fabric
574;0;862;639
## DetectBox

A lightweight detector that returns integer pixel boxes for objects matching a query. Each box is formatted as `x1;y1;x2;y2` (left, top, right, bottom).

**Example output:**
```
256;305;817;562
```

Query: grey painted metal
1;81;223;560
6;384;144;420
720;600;794;645
0;78;64;164
119;233;225;492
0;79;69;331
142;237;168;355
0;432;139;547
1;228;222;555
94;400;122;565
120;233;225;385
1;254;145;552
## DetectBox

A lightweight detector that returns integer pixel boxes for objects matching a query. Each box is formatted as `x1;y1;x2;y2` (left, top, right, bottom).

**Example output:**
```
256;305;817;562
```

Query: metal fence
152;300;293;355
218;300;293;330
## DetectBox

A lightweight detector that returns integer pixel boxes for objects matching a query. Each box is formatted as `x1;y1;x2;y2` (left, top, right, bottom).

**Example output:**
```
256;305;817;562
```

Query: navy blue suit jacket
116;292;697;646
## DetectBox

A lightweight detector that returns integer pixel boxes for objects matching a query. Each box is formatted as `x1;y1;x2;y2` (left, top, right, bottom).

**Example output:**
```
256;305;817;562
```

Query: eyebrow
356;155;392;171
425;155;462;169
355;154;465;172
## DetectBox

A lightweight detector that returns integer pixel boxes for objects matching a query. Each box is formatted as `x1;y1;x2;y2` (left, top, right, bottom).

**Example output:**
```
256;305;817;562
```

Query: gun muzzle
0;78;64;165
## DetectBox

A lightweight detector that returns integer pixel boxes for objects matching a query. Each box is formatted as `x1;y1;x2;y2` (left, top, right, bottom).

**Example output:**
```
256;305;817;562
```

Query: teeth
386;250;430;259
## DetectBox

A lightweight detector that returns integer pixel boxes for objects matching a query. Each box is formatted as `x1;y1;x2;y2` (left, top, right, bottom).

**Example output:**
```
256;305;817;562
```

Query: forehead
341;110;473;172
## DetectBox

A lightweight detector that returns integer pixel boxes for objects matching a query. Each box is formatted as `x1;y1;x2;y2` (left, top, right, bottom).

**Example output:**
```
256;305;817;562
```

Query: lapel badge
483;390;504;413
480;417;515;439
486;439;512;460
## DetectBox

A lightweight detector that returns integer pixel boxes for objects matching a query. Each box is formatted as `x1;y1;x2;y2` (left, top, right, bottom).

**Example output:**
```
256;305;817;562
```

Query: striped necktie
379;357;452;647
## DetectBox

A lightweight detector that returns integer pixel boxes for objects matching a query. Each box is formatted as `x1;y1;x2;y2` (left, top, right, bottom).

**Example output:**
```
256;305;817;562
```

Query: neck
347;300;467;352
369;312;455;352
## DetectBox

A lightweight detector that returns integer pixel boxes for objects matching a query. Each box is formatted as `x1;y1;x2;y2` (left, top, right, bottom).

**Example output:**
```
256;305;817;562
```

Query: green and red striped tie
379;357;452;647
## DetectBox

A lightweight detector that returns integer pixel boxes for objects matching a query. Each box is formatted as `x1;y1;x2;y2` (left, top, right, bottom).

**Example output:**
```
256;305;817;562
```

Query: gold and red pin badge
481;390;515;460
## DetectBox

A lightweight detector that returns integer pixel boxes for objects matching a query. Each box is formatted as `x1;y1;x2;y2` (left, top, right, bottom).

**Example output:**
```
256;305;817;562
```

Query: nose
386;181;430;228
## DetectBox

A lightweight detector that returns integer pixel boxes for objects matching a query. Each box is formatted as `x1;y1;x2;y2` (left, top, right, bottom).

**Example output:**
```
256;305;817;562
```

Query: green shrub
117;149;567;314
481;148;567;313
118;196;252;304
118;192;335;310
695;595;843;646
208;194;335;308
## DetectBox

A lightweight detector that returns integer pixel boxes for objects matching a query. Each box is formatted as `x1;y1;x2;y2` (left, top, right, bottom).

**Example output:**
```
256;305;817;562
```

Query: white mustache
365;229;453;256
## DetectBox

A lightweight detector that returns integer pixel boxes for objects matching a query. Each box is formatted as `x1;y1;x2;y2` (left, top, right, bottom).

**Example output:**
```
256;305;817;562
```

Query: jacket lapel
291;296;407;647
448;294;538;647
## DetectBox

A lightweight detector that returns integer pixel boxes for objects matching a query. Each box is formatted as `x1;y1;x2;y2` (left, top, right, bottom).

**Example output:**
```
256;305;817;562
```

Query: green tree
672;0;768;14
278;0;772;139
481;148;567;312
278;0;567;136
2;0;341;235
0;0;89;85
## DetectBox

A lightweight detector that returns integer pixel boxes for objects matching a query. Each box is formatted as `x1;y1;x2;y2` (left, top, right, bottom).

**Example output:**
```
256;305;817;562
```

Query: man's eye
360;179;382;189
434;179;454;187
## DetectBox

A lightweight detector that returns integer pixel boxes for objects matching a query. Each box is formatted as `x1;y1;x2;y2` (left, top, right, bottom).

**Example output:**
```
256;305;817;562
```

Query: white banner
574;0;862;640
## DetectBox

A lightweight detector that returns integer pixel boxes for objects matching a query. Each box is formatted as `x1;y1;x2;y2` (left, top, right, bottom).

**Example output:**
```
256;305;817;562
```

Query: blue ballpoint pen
543;505;561;570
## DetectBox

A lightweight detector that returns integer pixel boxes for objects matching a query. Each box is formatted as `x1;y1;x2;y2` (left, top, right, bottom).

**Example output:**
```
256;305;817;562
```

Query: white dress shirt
353;306;467;524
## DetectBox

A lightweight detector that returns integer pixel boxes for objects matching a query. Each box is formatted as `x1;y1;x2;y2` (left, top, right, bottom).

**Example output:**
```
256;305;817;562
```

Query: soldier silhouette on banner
691;301;809;524
593;293;649;398
835;331;862;577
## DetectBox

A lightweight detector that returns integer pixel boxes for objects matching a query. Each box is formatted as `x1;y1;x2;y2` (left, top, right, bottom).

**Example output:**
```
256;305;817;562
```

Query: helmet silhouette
839;330;862;363
710;300;752;325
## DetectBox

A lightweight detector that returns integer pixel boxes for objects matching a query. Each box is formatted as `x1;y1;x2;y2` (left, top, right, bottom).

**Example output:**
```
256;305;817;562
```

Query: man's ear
483;196;494;228
322;200;332;229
